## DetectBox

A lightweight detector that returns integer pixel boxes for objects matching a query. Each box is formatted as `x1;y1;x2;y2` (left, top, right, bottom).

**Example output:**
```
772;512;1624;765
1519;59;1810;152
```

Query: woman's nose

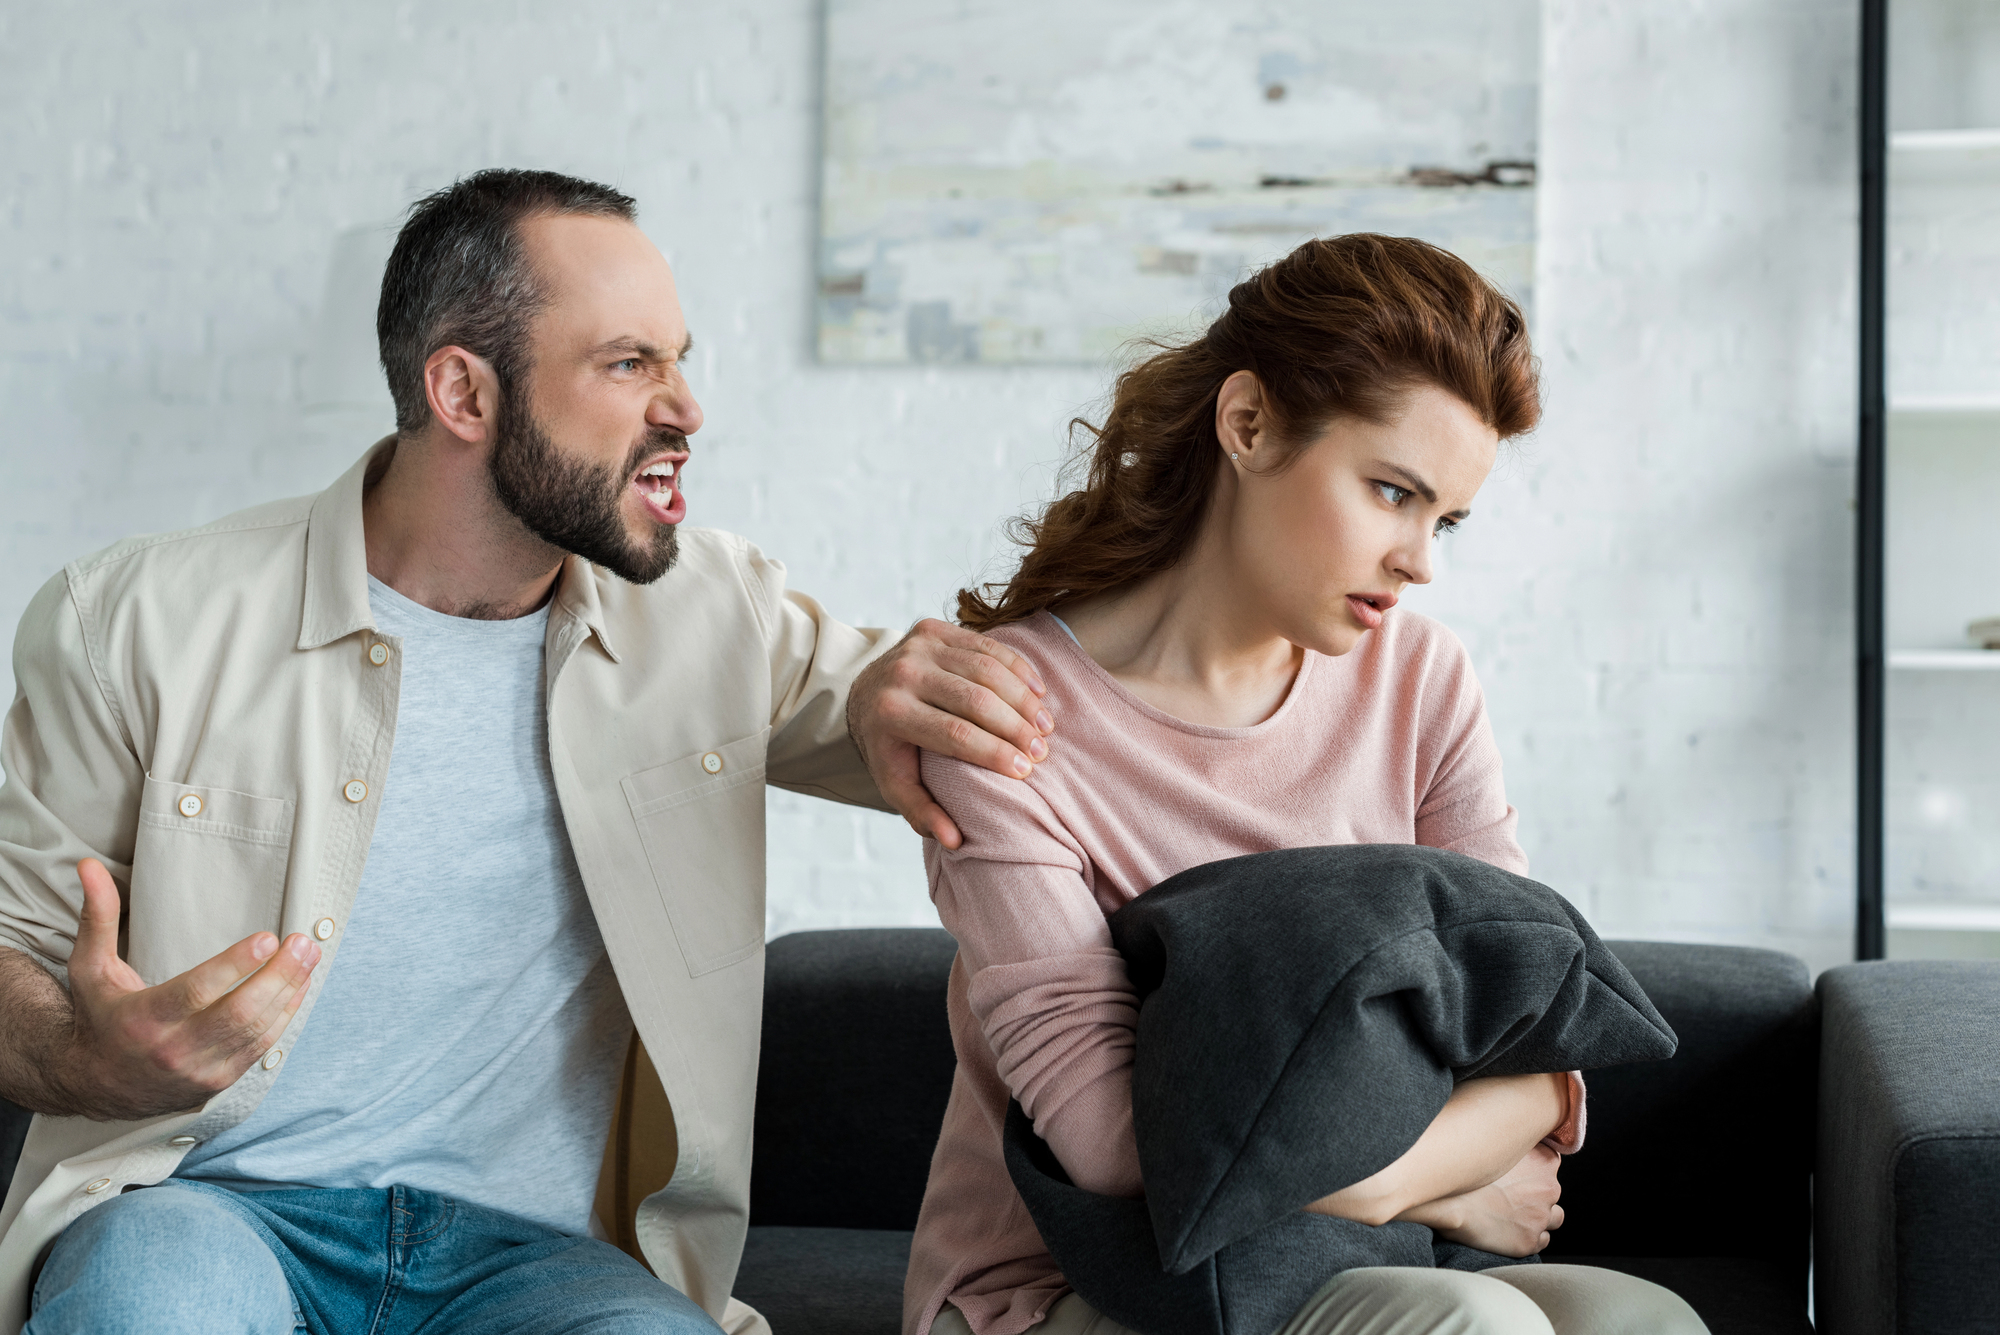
1391;539;1433;586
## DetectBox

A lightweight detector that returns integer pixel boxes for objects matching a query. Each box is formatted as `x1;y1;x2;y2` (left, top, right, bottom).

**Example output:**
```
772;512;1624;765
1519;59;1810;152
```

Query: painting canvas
818;0;1539;365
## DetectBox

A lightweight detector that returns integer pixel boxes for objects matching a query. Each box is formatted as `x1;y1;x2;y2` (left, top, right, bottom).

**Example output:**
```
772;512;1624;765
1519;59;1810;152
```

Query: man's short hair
377;169;637;433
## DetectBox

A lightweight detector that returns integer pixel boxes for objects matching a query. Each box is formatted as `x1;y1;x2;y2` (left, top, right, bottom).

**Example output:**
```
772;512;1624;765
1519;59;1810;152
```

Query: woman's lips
1346;594;1385;631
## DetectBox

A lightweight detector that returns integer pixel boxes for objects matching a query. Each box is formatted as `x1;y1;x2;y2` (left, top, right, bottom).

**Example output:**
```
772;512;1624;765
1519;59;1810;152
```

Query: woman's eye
1373;481;1410;506
1434;517;1461;539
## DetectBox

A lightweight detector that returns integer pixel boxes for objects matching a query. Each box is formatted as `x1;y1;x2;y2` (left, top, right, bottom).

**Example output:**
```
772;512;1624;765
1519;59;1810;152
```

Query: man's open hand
55;857;321;1121
847;619;1053;849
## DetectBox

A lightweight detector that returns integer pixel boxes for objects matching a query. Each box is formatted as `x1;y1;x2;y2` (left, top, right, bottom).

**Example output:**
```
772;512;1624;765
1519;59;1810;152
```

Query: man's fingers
183;935;318;1066
912;619;1047;697
169;930;306;1019
902;660;1048;769
872;739;966;848
246;945;319;1051
73;859;123;966
937;645;1054;738
898;794;964;851
71;858;147;999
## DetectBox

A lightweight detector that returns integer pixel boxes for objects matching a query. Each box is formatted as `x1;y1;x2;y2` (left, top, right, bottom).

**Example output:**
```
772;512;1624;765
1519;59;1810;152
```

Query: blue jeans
27;1179;723;1335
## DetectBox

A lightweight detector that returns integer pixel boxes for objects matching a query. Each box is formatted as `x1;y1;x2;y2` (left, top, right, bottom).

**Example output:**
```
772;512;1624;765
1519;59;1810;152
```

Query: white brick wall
0;0;1859;969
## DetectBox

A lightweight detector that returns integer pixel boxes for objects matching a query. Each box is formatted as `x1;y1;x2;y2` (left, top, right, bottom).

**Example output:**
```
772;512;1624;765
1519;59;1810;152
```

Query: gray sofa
3;934;1995;1333
731;930;2000;1335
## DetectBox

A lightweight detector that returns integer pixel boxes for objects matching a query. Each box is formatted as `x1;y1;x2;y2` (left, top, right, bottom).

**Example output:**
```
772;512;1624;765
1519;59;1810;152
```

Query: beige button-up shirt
0;441;893;1332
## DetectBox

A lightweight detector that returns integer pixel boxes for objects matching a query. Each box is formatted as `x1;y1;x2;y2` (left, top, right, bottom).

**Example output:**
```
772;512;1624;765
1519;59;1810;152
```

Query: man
0;169;1053;1334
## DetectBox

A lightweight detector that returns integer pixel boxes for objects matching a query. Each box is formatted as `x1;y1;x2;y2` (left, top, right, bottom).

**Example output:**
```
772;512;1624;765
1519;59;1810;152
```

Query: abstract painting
818;0;1538;365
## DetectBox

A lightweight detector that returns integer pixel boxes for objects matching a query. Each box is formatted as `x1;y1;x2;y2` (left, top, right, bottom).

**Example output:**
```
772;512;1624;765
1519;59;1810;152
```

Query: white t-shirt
179;577;632;1235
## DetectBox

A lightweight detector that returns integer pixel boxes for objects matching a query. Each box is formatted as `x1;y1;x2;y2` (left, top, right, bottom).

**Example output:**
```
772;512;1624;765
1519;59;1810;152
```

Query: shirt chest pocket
622;730;769;977
126;775;296;987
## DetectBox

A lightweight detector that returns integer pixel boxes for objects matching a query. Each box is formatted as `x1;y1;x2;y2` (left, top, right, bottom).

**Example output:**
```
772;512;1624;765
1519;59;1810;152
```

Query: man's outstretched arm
0;572;321;1120
0;860;320;1121
846;618;1052;850
747;546;1053;849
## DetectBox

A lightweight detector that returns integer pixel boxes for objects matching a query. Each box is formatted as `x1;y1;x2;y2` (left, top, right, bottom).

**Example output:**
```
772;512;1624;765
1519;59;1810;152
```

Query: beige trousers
931;1265;1710;1335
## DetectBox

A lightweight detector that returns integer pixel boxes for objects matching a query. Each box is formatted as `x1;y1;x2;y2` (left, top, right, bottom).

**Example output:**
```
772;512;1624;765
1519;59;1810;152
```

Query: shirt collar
298;438;392;651
297;436;623;663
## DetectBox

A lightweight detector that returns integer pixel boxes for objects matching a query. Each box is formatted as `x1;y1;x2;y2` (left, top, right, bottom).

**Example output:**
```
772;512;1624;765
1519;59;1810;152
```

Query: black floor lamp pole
1857;0;1888;962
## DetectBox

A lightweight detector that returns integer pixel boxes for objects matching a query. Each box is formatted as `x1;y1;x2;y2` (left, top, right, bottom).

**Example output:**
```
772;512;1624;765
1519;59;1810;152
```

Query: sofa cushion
735;1225;910;1335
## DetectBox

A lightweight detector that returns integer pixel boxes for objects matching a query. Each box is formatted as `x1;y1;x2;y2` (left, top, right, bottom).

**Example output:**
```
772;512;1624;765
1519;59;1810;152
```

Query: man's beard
487;384;684;586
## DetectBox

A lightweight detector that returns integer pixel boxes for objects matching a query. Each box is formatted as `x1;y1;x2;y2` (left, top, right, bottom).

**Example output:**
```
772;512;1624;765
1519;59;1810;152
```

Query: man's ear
422;345;501;446
1214;369;1268;468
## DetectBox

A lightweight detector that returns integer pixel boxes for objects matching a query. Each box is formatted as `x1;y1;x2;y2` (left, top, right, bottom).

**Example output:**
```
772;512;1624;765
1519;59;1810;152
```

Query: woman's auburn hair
956;233;1542;632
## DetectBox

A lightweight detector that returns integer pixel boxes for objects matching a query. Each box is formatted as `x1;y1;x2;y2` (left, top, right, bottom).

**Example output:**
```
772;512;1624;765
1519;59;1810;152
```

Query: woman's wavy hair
956;233;1541;632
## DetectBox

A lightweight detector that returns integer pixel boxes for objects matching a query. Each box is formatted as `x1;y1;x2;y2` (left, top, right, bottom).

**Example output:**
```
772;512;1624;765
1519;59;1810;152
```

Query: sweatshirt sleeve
1408;622;1528;876
921;748;1146;1198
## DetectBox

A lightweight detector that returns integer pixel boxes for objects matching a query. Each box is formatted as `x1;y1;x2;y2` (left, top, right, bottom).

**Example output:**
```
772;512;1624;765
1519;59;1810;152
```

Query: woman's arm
1302;1071;1567;1230
922;750;1149;1198
1398;1144;1565;1256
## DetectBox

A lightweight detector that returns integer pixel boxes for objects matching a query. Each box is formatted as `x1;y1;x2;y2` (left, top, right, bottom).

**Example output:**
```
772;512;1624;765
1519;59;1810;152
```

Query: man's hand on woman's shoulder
847;619;1055;849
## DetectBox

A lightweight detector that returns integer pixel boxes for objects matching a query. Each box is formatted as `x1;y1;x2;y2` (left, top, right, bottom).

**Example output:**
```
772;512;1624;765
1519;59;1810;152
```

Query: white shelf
1889;396;2000;417
1889;649;2000;670
1890;128;2000;184
1891;127;2000;154
1888;901;2000;933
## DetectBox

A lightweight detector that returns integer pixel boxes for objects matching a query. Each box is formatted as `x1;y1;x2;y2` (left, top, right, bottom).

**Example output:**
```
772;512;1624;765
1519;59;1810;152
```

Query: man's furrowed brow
588;335;694;362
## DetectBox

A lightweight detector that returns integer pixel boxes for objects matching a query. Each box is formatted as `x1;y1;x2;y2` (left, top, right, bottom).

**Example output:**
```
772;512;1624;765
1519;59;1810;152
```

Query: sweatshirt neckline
1030;608;1318;740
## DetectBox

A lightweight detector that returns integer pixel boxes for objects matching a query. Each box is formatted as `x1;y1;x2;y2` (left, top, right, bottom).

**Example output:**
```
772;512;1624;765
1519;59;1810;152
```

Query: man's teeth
641;462;675;478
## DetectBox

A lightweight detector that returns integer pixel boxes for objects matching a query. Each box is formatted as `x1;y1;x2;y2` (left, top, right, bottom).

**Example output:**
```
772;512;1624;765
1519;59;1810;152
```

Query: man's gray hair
377;169;637;433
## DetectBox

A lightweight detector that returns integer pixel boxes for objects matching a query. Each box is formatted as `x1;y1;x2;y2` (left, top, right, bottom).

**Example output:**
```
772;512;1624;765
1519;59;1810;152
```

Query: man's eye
613;358;641;373
1373;481;1410;505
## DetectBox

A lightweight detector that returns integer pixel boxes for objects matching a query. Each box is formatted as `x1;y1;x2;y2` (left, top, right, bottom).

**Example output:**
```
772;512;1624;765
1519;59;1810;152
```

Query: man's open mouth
632;459;685;523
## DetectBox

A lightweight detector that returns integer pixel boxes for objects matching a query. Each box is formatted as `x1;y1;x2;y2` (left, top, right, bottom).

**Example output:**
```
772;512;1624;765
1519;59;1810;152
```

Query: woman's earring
1231;453;1240;461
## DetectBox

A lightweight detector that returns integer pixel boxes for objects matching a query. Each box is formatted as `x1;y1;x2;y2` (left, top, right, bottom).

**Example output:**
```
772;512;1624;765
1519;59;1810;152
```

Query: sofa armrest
1816;961;2000;1335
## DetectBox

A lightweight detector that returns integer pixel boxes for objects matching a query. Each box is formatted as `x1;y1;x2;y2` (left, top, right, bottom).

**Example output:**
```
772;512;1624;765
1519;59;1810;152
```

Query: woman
904;236;1707;1335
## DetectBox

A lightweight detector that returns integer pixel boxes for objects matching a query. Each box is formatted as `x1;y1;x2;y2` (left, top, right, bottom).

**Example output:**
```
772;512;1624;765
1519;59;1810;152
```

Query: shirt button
177;793;203;818
262;1049;285;1071
168;1135;199;1148
701;752;724;775
82;1178;112;1194
313;917;335;941
368;642;389;666
342;780;368;804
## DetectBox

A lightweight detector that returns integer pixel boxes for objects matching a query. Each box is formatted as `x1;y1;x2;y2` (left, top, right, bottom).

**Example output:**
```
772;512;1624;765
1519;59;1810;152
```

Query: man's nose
651;381;703;438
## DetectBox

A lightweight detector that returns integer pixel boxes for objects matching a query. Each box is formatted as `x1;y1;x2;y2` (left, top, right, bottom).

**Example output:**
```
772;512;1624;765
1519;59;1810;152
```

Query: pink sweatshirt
903;610;1585;1335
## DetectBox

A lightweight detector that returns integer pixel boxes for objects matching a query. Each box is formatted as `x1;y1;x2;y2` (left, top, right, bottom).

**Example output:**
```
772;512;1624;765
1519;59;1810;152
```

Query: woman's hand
1400;1144;1564;1257
1302;1072;1567;1226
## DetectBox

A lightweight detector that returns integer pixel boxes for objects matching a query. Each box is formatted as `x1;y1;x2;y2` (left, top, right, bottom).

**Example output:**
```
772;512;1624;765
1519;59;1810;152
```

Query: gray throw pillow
1003;844;1677;1335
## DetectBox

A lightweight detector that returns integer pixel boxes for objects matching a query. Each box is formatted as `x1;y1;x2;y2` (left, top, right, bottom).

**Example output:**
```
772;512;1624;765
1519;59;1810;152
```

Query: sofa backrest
750;927;1820;1282
1539;940;1817;1282
750;928;960;1230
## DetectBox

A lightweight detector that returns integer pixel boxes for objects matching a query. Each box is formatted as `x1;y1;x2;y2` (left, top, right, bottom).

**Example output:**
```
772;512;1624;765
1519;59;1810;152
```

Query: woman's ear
422;345;501;446
1214;370;1267;469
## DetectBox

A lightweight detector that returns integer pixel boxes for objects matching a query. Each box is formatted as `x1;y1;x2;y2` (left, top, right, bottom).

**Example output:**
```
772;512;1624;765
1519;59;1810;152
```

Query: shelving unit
1858;0;2000;960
